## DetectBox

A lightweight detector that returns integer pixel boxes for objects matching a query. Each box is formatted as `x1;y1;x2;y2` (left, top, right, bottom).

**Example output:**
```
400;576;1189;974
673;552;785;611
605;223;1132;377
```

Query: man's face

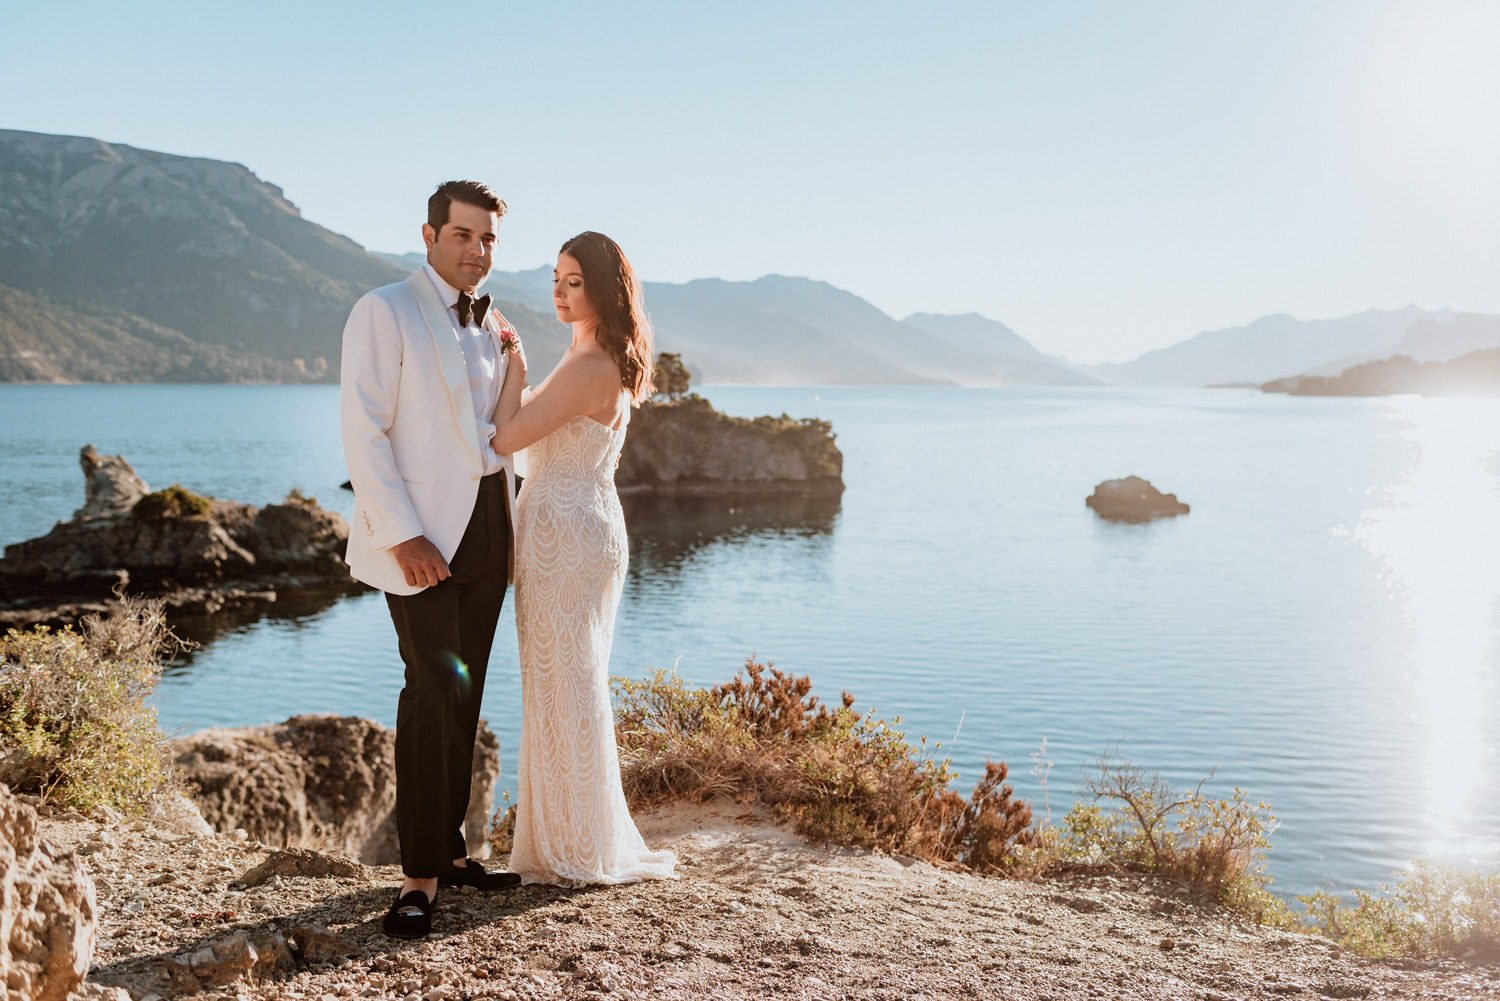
423;201;498;293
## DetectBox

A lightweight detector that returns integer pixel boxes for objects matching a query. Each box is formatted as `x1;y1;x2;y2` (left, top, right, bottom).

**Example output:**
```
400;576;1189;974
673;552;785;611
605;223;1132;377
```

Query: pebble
726;901;747;915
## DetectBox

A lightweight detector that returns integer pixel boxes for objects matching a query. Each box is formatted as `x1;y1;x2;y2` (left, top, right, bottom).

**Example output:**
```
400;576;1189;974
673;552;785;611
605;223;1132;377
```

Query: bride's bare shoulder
554;347;620;384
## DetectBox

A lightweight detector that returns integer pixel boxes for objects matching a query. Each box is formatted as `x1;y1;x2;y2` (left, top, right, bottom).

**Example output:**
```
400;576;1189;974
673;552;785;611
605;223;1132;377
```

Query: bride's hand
499;328;526;376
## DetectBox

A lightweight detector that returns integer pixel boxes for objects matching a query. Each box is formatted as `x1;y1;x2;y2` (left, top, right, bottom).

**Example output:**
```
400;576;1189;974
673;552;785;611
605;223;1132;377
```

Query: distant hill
1386;312;1500;363
33;128;1493;390
1086;307;1457;387
1261;347;1500;397
0;129;401;380
0;283;291;382
901;313;1098;386
0;130;548;383
393;259;1091;387
1086;307;1500;387
0;128;1077;387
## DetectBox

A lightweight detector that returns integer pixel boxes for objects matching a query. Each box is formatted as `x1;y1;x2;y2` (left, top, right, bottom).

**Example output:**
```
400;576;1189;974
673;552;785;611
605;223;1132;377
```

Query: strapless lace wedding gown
509;410;677;885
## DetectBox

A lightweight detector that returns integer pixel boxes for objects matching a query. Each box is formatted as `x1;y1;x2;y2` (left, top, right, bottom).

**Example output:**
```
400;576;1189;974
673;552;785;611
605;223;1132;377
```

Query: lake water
2;383;1497;900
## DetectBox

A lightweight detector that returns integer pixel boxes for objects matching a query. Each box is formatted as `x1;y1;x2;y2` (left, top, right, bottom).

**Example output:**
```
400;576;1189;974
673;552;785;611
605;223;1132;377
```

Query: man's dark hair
428;180;506;233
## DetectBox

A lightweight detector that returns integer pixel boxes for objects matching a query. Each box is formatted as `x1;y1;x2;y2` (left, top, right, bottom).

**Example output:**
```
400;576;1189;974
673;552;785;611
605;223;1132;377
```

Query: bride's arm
490;353;619;454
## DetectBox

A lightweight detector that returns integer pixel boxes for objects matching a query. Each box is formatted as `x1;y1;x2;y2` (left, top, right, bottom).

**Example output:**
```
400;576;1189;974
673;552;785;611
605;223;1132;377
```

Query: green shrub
612;659;1033;871
1033;751;1291;924
1301;862;1500;959
132;483;212;521
0;598;182;813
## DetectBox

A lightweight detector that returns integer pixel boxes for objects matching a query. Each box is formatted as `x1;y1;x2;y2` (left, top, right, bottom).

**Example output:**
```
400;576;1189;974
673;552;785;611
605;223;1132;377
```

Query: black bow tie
455;291;491;328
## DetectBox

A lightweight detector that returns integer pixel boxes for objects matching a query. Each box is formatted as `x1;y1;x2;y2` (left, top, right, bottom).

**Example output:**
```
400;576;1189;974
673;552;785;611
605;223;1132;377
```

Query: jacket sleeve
339;292;424;551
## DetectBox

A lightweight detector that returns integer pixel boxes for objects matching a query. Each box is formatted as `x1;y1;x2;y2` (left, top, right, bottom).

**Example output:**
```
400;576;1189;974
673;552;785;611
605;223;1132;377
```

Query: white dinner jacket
339;269;517;595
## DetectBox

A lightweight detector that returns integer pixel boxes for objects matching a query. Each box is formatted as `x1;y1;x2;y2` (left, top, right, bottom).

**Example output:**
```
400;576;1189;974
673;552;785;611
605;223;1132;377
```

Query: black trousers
385;472;510;877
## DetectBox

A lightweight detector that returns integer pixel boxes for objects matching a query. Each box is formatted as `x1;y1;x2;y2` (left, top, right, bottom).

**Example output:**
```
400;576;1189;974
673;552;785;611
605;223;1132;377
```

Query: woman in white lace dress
488;232;677;885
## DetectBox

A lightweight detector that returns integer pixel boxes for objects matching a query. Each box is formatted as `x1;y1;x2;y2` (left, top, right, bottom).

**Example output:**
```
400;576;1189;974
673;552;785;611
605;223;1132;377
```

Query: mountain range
2;129;1496;387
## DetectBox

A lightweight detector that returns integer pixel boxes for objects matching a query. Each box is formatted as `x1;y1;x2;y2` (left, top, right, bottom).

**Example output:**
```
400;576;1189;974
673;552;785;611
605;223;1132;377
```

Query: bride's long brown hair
560;231;655;404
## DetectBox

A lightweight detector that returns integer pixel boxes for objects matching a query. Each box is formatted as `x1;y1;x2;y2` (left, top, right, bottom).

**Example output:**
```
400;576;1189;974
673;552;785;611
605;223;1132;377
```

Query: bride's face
553;252;598;326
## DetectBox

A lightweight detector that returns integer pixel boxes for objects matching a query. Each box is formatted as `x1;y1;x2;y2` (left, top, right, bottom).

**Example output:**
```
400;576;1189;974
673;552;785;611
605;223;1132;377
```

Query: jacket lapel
405;271;483;468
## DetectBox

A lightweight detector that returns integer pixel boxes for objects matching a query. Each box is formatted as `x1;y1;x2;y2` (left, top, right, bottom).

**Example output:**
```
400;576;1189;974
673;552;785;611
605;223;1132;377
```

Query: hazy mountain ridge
0;129;400;378
6;128;1492;387
1087;307;1500;387
392;257;1091;386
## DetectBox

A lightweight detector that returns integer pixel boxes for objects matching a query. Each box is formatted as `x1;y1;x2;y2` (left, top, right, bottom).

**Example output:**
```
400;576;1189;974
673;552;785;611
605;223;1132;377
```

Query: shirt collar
423;262;463;311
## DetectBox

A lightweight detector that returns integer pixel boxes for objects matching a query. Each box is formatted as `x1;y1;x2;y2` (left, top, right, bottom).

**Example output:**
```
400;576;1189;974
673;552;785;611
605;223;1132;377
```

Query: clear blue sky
4;1;1497;362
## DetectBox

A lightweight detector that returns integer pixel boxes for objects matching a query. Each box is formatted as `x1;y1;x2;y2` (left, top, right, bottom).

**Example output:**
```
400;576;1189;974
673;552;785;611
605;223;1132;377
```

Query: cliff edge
17;796;1492;1000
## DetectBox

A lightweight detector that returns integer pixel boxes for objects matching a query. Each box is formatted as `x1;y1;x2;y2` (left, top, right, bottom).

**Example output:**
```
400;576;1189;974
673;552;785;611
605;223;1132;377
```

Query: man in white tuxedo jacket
340;180;522;938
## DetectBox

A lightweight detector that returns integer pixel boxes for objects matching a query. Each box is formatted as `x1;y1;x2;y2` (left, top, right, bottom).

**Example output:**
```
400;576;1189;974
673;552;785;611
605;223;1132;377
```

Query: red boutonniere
498;327;521;355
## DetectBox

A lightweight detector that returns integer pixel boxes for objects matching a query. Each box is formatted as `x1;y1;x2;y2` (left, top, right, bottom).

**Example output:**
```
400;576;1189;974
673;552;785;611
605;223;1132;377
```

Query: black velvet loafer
437;858;522;891
382;889;434;938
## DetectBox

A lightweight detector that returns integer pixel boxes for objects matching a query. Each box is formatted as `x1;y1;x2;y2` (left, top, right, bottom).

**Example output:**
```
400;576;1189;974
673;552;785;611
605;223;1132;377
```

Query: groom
340;180;522;938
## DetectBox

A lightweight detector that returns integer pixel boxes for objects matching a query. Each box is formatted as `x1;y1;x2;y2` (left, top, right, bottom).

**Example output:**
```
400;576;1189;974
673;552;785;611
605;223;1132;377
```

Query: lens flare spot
441;652;472;697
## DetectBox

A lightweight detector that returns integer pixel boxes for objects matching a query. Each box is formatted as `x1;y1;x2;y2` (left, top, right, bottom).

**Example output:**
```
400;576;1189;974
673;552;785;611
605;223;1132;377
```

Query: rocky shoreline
0;447;363;631
9;788;1496;1001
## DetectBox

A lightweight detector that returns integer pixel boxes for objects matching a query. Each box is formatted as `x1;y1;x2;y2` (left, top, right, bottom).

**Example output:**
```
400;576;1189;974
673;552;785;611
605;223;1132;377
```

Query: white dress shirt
423;263;507;476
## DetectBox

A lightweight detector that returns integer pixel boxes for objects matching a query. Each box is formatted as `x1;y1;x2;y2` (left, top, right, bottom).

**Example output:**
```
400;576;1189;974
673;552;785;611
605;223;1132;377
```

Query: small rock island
1086;476;1190;523
0;445;361;629
615;355;844;497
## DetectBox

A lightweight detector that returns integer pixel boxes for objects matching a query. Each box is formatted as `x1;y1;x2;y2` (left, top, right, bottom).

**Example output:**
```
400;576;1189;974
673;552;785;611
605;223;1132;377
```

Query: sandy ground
38;801;1500;1001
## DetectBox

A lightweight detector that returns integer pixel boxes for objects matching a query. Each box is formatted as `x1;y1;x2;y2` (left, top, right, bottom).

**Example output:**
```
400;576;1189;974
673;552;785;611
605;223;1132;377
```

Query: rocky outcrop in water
0;783;99;1001
170;714;500;865
0;446;363;629
615;395;844;496
1086;476;1190;523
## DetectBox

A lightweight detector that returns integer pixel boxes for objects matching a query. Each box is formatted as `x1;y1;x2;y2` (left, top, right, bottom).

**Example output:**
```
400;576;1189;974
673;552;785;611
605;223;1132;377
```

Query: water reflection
163;584;363;673
622;492;841;574
1351;398;1500;860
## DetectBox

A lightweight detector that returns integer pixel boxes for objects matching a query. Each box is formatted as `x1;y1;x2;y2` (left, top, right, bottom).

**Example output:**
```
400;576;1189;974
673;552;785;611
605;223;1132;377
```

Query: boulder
236;847;365;888
1086;476;1190;523
0;783;99;1001
172;714;500;865
73;445;150;520
615;395;844;496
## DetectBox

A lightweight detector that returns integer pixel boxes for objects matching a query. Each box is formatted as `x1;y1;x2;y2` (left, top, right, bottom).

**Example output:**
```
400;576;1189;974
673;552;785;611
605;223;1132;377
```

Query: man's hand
391;535;450;588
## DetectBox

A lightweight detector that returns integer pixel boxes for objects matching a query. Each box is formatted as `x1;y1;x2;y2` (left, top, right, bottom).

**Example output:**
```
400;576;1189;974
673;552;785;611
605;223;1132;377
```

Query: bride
489;231;677;885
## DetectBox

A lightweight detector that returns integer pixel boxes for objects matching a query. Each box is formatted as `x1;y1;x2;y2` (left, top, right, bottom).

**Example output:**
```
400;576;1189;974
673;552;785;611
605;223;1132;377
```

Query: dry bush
1044;750;1288;922
613;658;1033;871
1301;862;1500;959
0;596;184;813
